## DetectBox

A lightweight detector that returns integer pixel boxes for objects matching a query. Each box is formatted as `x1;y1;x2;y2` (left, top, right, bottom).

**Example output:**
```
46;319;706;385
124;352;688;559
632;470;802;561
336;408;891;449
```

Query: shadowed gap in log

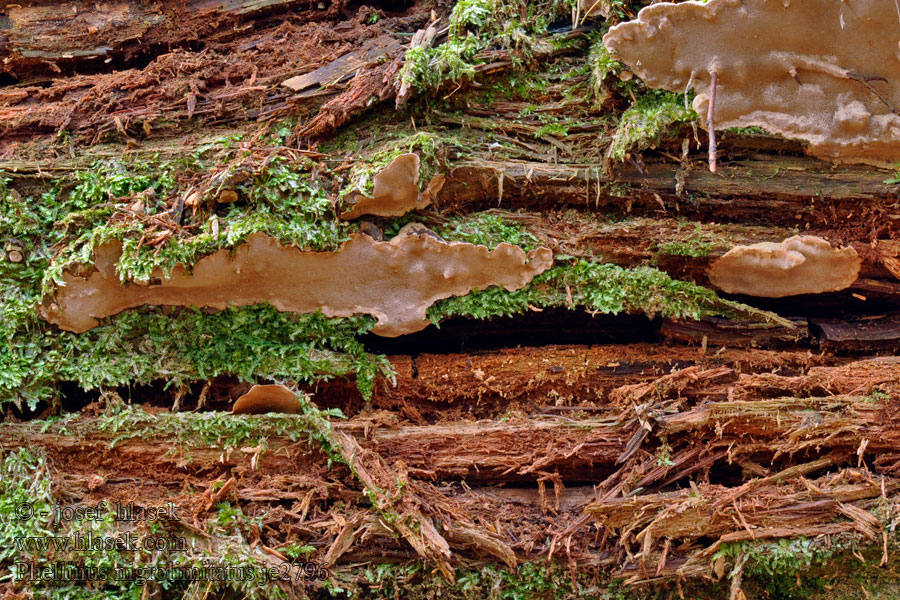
362;309;658;354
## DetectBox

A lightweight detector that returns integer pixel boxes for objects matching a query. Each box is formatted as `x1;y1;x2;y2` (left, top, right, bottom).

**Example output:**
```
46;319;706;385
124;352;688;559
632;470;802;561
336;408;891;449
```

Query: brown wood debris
6;354;900;583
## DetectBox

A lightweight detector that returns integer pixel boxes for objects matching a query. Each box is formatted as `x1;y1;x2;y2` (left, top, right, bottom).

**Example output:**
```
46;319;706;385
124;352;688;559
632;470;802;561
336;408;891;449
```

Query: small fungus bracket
232;384;301;415
707;235;861;297
340;153;441;220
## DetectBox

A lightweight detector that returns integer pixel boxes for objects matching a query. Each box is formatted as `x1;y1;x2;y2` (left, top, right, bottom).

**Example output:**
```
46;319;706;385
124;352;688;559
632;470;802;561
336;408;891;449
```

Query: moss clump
1;305;391;411
336;560;729;599
398;0;575;97
428;258;791;326
0;448;147;600
723;125;768;135
656;238;714;258
607;90;695;162
588;36;626;100
654;221;727;259
93;397;347;464
714;537;843;599
39;156;349;290
2;155;349;299
0;156;395;411
400;39;480;98
0;448;301;600
347;561;589;599
0;448;56;563
436;212;541;250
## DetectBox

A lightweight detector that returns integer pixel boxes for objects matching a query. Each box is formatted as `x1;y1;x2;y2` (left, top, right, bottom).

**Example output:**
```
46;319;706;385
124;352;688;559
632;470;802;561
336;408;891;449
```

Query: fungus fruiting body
42;233;554;337
707;235;861;297
232;384;301;415
340;153;432;219
603;0;900;165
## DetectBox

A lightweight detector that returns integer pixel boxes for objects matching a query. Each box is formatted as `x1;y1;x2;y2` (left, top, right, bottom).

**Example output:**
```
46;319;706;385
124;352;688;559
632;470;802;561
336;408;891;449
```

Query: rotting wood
5;0;900;594
5;379;900;580
659;316;809;348
1;0;347;79
810;313;900;350
355;344;821;415
328;431;456;580
281;35;405;93
438;156;900;231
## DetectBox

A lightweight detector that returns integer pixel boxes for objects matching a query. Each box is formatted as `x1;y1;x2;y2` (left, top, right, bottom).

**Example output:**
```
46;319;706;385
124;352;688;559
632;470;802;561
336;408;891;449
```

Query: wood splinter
707;70;718;173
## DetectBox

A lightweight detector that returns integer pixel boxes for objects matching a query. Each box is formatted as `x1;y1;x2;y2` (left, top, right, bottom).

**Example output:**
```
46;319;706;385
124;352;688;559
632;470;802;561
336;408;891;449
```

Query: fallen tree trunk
5;0;900;598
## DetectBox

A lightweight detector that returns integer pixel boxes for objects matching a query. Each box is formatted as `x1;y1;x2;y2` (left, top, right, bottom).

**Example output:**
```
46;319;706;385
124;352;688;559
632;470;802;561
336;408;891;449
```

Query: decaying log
1;0;336;78
660;317;809;348
3;360;899;579
810;313;900;351
6;0;900;592
438;155;900;232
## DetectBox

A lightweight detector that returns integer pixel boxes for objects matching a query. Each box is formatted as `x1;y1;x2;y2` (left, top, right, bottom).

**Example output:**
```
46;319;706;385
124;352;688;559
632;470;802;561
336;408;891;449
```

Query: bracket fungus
340;153;441;219
603;0;900;165
707;236;861;297
232;384;301;415
42;233;553;337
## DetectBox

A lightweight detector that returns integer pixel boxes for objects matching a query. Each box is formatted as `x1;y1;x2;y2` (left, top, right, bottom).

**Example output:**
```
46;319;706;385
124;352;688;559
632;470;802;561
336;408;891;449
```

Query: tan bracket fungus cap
41;233;554;337
603;0;900;165
707;235;861;297
232;384;301;415
340;153;437;220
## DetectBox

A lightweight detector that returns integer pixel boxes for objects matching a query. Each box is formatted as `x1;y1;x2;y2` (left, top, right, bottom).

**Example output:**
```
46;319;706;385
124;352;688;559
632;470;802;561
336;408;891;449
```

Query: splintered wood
5;352;900;583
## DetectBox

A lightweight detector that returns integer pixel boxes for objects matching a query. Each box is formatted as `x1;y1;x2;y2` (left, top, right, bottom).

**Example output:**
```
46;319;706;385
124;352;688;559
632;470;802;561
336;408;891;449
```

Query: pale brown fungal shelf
231;384;301;415
340;153;434;220
707;235;861;297
603;0;900;165
41;233;554;337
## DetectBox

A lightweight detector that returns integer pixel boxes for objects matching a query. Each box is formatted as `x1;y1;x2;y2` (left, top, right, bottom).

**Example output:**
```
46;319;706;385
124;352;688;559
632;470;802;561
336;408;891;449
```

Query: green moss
0;446;298;600
884;165;900;185
282;543;316;559
1;305;391;411
654;221;726;259
0;448;143;600
0;448;56;564
436;212;540;250
400;39;480;96
41;156;349;290
723;125;768;135
714;537;840;599
91;398;346;458
347;561;591;599
428;258;791;327
588;37;624;99
397;0;575;97
608;90;695;162
0;155;398;410
336;560;720;599
330;539;900;600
